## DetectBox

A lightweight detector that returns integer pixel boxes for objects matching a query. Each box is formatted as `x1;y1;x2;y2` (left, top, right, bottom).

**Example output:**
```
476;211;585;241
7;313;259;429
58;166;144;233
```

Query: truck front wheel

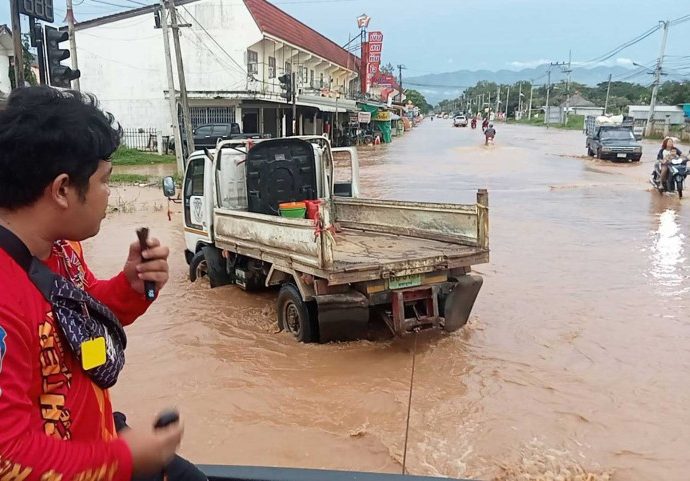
277;283;318;343
189;251;207;282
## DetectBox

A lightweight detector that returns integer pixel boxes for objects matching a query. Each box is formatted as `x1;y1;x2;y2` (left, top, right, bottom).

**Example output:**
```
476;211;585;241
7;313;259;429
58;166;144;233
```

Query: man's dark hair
0;86;122;210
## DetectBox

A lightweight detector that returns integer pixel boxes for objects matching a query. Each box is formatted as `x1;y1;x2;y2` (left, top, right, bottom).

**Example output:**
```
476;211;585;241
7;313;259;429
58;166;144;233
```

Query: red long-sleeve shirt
0;240;151;481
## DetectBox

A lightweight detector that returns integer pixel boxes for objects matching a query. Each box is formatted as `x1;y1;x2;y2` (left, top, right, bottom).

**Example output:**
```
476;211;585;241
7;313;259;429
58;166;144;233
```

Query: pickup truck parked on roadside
162;136;490;344
585;115;642;162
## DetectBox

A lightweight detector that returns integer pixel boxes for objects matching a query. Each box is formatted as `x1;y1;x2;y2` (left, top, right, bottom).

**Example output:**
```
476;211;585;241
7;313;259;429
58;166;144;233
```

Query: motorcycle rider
656;137;683;190
482;118;489;131
471;117;477;129
485;123;496;146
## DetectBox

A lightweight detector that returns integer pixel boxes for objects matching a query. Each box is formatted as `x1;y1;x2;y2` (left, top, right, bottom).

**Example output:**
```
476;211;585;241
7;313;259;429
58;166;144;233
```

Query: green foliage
111;146;176;166
110;173;151;184
9;36;37;89
434;78;690;117
404;89;432;113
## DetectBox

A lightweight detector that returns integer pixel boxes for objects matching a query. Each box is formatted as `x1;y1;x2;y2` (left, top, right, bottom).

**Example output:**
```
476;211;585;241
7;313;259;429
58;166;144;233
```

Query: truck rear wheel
277;283;318;343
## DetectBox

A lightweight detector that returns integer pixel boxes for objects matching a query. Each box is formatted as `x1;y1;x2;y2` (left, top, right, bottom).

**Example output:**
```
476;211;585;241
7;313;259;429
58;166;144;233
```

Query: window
319;72;324;88
184;158;205;230
285;62;292;74
247;49;258;75
301;66;308;84
268;56;276;79
195;126;213;136
310;69;315;87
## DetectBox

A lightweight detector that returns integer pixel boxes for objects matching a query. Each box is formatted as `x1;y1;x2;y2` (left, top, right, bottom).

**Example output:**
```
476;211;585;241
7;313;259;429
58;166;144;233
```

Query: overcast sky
1;0;689;77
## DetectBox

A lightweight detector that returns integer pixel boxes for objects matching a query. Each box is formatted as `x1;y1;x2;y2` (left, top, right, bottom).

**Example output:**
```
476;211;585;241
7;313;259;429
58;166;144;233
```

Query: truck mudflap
314;291;369;343
440;275;484;332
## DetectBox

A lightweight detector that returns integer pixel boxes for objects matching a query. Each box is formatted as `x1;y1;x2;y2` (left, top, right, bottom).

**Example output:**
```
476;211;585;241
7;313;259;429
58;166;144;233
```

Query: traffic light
278;73;292;103
44;26;80;88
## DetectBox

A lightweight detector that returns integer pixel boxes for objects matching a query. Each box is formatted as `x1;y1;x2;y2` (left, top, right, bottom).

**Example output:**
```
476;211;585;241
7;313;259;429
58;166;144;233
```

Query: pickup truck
585;115;642;162
162;136;489;343
453;115;468;127
170;122;269;157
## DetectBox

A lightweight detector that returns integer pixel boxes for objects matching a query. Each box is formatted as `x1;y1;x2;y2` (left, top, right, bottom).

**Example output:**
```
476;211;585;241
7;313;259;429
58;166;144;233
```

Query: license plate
389;274;422;290
617;153;627;158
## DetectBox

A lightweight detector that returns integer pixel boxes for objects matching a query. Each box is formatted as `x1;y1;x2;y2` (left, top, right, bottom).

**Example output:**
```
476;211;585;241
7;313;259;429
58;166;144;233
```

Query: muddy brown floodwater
85;122;689;481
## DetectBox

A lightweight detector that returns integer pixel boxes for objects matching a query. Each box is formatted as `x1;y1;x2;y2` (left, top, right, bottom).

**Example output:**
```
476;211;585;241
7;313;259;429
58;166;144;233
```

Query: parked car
453;115;468;127
193;123;242;149
169;122;268;157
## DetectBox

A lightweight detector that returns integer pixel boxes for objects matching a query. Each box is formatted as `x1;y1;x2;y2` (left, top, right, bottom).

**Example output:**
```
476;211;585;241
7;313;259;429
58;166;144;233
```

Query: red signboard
368;31;383;43
368;54;381;63
369;43;382;53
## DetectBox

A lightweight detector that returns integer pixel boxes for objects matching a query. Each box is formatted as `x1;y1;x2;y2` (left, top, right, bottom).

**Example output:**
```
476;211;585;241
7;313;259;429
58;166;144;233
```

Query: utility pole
291;71;297;135
10;0;24;88
645;20;669;138
528;85;535;119
66;0;80;90
545;69;551;126
495;85;500;115
159;0;184;174
563;50;572;126
505;86;510;120
168;0;195;158
397;64;406;103
604;73;612;114
518;82;523;117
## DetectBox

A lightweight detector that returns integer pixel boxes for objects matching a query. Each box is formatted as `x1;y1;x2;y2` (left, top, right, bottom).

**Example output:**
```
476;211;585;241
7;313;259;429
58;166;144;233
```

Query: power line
85;0;139;9
179;6;247;75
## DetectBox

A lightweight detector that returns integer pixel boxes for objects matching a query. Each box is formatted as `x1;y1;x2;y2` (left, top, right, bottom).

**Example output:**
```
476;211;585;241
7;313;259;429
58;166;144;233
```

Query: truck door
183;155;213;249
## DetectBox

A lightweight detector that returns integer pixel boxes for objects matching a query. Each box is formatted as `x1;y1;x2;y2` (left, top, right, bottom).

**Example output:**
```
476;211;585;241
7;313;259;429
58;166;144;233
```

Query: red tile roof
244;0;359;72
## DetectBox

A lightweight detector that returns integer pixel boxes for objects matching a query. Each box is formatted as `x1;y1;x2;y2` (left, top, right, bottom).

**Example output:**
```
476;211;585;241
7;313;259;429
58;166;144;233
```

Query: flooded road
87;122;689;481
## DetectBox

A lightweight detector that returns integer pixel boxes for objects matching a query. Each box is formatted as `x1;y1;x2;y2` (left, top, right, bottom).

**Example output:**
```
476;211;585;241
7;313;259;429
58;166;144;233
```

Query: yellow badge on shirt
81;337;107;370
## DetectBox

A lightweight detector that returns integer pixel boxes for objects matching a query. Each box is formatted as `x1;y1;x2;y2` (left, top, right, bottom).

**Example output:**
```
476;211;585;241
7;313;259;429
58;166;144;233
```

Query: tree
380;63;395;76
404;89;431;113
658;81;690;106
9;35;38;89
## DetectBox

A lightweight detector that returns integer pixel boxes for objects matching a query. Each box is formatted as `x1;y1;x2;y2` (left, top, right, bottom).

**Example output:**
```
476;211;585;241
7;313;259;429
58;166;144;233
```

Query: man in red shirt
0;87;200;480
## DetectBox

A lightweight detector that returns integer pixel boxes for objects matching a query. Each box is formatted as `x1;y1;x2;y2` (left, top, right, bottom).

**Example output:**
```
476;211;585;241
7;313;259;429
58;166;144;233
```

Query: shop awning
296;94;358;113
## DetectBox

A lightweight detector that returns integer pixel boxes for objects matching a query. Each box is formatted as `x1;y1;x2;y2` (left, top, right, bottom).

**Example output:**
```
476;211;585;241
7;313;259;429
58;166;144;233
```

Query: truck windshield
601;129;635;141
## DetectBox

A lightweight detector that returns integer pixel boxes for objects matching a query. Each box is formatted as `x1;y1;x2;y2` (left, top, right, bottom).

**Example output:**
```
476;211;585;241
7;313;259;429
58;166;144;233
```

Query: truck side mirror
162;176;176;198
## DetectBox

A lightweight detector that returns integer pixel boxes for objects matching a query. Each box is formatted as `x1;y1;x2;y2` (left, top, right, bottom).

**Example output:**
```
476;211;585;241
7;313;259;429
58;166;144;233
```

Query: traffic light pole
167;0;195;157
10;0;25;88
66;0;80;91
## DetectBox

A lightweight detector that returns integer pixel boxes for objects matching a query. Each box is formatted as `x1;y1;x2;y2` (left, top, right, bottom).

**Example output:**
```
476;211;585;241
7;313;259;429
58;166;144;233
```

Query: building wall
75;1;357;135
628;106;685;125
75;0;262;134
0;51;11;94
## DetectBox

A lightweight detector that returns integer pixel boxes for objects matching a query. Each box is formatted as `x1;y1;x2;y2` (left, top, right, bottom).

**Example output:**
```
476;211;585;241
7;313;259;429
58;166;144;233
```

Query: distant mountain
407;65;644;104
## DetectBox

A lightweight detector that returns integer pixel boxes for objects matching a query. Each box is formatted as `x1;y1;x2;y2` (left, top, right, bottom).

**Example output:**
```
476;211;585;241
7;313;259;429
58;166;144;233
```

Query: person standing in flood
0;86;206;481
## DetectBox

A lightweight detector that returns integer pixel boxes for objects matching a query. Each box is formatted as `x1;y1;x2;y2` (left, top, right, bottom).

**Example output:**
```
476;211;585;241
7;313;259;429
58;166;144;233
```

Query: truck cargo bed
332;228;487;274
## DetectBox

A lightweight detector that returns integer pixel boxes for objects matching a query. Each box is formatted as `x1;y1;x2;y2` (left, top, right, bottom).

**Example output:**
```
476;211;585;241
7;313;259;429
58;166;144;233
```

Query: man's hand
123;237;170;295
118;420;184;476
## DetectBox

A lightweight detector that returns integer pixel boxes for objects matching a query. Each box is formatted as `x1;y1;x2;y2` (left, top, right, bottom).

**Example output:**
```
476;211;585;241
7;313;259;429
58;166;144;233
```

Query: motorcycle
651;156;688;198
471;119;477;129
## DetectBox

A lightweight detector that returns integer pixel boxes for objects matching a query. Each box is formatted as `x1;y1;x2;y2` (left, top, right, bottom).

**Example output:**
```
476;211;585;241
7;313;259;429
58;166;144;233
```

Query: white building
628;105;685;125
74;0;360;138
560;94;604;117
0;25;13;96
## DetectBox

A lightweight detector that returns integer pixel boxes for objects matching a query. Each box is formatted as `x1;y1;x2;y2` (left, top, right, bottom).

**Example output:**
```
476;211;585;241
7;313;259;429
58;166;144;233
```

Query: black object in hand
135;227;156;301
154;409;180;429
